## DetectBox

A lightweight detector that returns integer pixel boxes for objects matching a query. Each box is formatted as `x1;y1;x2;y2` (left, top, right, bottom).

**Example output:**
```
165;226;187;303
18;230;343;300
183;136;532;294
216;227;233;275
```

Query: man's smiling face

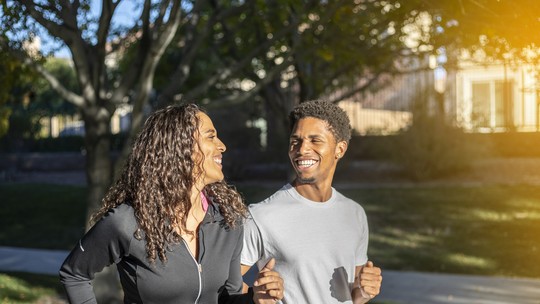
288;117;344;185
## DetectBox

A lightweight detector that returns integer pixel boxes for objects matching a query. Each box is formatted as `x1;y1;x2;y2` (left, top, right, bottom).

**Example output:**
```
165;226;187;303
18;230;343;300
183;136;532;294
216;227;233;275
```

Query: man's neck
292;179;333;202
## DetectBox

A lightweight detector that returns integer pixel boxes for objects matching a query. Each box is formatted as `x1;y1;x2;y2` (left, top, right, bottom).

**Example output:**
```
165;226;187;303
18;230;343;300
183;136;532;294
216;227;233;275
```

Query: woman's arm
218;227;283;304
59;207;132;303
218;226;255;304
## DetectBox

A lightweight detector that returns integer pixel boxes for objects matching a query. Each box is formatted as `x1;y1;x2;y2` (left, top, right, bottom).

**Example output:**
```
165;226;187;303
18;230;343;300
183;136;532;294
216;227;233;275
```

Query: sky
45;1;140;58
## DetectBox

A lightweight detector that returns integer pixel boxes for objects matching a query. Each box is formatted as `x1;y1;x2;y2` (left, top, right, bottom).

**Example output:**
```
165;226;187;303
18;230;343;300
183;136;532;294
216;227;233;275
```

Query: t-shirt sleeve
355;206;369;266
58;207;132;303
241;210;263;267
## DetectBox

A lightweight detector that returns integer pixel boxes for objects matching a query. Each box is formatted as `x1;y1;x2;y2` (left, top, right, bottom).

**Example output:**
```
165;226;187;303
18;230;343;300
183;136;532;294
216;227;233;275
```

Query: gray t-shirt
242;184;369;304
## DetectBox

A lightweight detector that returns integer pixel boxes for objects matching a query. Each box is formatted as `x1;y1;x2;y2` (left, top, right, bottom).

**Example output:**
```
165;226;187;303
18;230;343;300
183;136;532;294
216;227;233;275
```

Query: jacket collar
202;198;224;224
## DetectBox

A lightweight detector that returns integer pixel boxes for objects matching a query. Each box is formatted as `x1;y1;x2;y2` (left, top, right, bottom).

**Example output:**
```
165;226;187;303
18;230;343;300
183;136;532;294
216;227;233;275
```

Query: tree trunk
84;112;113;221
82;106;123;303
262;85;290;164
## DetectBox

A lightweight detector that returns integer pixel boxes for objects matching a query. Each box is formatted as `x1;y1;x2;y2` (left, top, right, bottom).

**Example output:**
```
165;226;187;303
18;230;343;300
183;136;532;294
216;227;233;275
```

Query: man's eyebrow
203;128;216;135
290;134;322;139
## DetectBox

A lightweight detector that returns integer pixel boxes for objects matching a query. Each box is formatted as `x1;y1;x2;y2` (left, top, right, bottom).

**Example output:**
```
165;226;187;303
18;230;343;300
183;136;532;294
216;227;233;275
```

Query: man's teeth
297;160;316;167
214;158;222;165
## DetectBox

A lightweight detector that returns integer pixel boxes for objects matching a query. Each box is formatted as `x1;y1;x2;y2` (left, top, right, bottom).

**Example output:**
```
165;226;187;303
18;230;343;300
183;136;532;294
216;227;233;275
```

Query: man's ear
335;141;348;159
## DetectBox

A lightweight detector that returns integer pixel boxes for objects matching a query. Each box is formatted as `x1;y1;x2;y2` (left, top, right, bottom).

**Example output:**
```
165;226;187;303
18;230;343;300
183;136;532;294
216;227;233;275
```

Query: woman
59;104;283;304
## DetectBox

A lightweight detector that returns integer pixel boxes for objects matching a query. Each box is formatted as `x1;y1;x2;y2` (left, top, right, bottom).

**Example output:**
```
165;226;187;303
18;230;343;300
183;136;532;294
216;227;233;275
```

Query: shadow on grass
348;185;540;278
0;272;64;303
0;184;87;250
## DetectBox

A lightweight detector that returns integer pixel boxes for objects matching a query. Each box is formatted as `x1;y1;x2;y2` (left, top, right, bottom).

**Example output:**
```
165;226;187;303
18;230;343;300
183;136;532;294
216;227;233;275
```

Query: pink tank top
201;192;209;213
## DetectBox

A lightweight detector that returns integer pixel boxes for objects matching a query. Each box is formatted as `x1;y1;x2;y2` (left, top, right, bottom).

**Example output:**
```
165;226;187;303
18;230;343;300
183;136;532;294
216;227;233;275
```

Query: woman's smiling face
193;112;226;187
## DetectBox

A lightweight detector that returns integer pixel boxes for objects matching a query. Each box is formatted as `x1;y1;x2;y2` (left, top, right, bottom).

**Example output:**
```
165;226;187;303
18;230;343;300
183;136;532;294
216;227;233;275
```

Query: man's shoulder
247;184;296;219
249;184;290;206
333;189;366;212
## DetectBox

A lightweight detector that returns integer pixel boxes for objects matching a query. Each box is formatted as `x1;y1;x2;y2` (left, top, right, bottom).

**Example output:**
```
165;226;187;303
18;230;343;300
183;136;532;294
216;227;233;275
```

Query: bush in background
390;115;492;180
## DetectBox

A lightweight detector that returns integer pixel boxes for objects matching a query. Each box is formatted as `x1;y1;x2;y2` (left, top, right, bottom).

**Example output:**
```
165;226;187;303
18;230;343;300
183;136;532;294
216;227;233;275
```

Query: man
241;100;382;304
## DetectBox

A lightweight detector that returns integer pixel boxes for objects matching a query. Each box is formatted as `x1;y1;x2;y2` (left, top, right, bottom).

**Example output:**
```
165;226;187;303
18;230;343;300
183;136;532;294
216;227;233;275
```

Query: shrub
391;115;491;180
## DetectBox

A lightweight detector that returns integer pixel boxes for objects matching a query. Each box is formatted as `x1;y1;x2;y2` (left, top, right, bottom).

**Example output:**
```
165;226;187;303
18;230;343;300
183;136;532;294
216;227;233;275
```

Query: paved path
2;246;540;303
243;265;540;304
0;246;67;275
377;270;540;304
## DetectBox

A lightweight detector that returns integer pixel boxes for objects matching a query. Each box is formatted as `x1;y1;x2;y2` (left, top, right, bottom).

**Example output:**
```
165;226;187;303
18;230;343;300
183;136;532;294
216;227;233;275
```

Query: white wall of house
339;101;412;135
455;62;538;132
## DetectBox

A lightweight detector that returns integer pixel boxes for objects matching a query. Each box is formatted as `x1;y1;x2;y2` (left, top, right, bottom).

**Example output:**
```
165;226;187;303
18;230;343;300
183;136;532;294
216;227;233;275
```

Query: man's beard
296;176;315;184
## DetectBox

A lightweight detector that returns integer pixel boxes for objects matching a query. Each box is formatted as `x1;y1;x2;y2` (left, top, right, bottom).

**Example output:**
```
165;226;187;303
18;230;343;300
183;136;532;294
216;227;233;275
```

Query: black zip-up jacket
59;203;254;304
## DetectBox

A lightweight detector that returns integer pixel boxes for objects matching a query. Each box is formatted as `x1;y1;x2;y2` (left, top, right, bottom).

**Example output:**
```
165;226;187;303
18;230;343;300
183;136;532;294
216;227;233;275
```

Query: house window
471;80;510;128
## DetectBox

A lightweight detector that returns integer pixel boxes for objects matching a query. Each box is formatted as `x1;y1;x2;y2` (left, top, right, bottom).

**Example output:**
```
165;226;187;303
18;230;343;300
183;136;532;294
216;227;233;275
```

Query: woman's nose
217;138;226;152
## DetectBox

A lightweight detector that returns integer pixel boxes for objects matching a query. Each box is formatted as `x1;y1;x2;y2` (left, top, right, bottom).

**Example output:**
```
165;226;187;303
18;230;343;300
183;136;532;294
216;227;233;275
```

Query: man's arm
351;261;382;304
241;260;284;303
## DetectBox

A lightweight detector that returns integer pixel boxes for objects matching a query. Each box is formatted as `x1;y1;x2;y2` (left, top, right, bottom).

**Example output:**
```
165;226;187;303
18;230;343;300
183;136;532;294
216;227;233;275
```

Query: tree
2;0;538;230
0;48;37;139
154;0;419;158
1;0;184;221
4;0;539;300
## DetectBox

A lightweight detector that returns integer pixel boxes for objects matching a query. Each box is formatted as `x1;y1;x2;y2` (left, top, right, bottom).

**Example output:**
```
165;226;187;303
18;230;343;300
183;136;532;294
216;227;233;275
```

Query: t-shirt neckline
285;183;336;208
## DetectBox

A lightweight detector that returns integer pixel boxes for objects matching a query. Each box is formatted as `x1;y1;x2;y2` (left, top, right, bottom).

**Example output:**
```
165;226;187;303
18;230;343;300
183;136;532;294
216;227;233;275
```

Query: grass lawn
0;183;87;303
341;185;540;278
238;184;540;278
0;184;87;250
1;182;540;302
0;272;64;304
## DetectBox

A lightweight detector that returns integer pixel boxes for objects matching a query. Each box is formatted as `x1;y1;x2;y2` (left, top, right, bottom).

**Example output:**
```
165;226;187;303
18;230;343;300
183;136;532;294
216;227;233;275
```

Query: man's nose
298;141;311;154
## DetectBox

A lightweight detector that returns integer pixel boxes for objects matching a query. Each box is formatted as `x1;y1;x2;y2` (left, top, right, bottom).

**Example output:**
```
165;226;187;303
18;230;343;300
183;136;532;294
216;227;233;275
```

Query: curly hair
91;104;247;263
289;100;352;143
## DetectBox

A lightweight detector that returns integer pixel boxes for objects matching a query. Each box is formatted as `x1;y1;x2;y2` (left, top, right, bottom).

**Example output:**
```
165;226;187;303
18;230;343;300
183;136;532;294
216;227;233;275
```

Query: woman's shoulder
94;203;138;235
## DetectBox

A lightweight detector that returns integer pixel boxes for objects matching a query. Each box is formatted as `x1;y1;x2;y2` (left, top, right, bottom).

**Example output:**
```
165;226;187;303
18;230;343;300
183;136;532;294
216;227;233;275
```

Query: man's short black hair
289;100;352;143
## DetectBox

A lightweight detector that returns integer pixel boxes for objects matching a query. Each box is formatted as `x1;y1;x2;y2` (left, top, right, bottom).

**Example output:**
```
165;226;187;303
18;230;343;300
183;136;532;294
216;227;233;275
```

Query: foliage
0;57;80;151
423;0;540;61
3;104;42;143
390;115;491;180
32;58;79;116
0;50;37;138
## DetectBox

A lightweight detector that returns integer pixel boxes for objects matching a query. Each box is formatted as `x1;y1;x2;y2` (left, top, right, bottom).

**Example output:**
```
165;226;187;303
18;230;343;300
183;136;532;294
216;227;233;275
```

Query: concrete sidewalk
377;270;540;304
4;246;539;304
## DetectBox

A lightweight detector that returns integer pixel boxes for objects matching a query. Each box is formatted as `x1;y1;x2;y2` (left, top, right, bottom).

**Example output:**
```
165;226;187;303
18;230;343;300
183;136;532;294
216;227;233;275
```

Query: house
454;55;539;132
338;54;539;135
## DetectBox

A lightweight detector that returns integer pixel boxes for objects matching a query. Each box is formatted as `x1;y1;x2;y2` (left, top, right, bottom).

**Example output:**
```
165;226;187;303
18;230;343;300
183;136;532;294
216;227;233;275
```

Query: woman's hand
252;258;284;303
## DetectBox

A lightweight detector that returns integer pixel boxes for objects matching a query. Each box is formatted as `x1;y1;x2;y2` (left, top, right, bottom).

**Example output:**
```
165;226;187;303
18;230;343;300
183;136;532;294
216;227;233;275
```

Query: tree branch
327;72;384;105
186;55;294;105
97;0;119;49
19;0;79;44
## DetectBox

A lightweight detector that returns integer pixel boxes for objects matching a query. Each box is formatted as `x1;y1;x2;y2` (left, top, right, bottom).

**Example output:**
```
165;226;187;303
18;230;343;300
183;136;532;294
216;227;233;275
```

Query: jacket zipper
182;239;203;304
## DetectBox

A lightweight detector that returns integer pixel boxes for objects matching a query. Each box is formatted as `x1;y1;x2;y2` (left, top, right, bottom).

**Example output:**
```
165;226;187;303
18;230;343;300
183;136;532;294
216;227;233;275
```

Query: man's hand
252;258;284;303
352;261;382;303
